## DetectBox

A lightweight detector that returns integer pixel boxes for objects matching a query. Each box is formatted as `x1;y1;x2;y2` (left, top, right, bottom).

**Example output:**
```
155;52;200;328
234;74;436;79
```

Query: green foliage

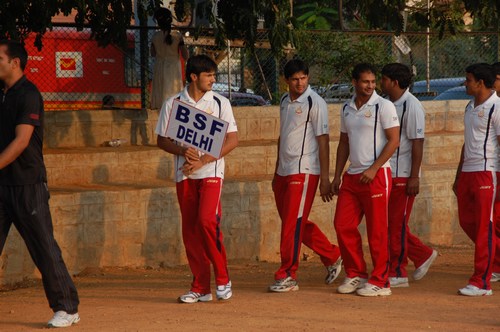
0;0;142;50
295;2;338;30
463;0;500;30
215;0;297;56
2;0;500;55
294;30;394;85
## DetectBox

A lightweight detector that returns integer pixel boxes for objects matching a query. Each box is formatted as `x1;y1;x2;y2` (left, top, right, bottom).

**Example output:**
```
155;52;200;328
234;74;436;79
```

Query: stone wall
0;100;469;285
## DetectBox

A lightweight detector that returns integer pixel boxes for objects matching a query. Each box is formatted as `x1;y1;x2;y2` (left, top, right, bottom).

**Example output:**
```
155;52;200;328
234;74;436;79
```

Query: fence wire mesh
22;25;499;111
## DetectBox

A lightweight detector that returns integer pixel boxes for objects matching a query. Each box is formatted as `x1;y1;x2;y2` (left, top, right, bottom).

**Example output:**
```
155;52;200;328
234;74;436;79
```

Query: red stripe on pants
176;178;229;293
388;177;433;278
457;171;496;289
273;173;340;280
334;168;391;288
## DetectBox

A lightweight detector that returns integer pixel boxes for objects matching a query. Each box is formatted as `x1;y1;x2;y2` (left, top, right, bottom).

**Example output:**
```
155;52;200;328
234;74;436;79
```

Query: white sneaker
413;250;438;280
47;311;80;328
356;283;392;297
216;281;233;300
178;291;213;303
458;284;492;296
491;272;500;282
269;276;299;292
390;277;409;288
325;257;343;284
337;277;368;294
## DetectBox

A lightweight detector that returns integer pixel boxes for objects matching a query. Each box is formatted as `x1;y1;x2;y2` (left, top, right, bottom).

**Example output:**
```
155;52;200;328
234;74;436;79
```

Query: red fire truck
23;28;141;111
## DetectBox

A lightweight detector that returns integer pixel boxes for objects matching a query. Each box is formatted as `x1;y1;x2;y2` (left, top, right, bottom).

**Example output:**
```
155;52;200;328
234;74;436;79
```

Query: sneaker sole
390;282;409;288
458;289;493;296
48;316;80;328
178;296;213;303
356;289;392;297
217;291;233;300
337;280;367;294
269;285;299;293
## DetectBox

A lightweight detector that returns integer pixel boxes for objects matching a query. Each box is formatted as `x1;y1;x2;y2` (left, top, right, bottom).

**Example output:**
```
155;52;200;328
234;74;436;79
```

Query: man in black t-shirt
0;40;80;328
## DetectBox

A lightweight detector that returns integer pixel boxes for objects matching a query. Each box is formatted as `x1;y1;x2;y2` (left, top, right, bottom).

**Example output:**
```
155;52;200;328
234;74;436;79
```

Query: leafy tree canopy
1;0;499;53
0;0;160;50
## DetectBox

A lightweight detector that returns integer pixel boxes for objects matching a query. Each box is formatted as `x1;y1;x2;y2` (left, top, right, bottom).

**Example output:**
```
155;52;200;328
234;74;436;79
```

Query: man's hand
330;177;341;196
182;159;203;176
360;166;377;184
319;178;333;202
183;147;200;162
406;177;420;196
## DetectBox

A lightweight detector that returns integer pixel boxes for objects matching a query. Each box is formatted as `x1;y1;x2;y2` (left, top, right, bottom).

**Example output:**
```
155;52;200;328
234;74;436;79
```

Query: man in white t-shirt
332;63;400;297
453;63;500;296
380;63;438;288
156;55;238;303
269;59;342;293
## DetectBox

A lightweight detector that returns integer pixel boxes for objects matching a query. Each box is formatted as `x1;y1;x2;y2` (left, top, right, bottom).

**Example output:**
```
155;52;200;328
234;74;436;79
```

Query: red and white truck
23;28;141;111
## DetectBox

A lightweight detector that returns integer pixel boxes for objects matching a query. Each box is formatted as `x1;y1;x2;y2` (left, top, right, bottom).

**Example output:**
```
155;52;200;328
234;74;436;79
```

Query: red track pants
494;172;500;274
334;168;392;288
456;171;496;290
388;178;433;278
176;177;229;294
273;173;341;280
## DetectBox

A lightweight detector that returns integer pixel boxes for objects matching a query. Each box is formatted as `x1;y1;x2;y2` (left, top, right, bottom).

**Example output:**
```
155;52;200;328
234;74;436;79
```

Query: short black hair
465;63;495;88
381;63;412;89
352;63;377;80
186;54;217;83
283;59;309;79
492;62;500;76
154;7;173;26
0;40;28;71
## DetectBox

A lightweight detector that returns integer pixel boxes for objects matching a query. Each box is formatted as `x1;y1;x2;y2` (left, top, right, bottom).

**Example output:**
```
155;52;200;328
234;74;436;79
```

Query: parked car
433;86;470;101
212;82;255;94
412;77;465;101
312;83;352;101
218;91;270;106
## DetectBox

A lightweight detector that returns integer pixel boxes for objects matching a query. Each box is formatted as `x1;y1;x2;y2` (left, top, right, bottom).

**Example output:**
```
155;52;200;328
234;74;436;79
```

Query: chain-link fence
23;24;499;111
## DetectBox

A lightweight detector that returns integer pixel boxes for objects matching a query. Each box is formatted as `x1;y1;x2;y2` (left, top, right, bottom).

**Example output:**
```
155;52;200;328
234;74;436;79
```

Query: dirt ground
0;245;499;331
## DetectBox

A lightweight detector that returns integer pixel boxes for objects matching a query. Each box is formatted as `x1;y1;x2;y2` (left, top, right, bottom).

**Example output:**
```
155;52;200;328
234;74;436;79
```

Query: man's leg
363;168;391;288
176;179;211;294
0;186;13;254
10;183;79;314
468;172;496;290
492;172;500;276
388;179;411;278
334;173;366;279
302;221;341;266
274;174;316;281
198;178;229;287
407;233;434;269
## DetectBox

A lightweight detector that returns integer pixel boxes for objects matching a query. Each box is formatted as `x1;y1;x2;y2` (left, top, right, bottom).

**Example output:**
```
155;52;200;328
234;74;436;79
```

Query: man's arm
157;135;199;160
452;144;465;196
182;131;239;174
407;138;424;196
331;132;350;195
0;124;34;170
360;126;400;184
317;134;333;202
